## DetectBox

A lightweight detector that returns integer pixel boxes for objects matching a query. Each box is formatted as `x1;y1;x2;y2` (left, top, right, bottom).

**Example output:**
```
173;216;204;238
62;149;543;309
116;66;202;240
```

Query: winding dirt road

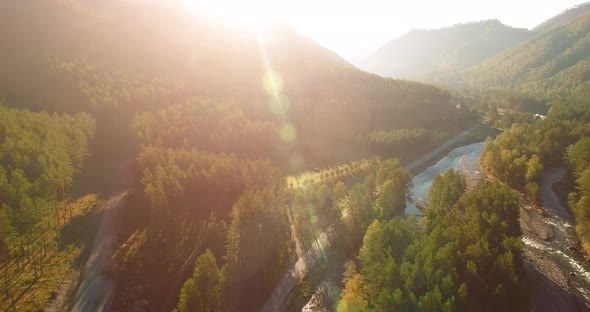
71;162;133;312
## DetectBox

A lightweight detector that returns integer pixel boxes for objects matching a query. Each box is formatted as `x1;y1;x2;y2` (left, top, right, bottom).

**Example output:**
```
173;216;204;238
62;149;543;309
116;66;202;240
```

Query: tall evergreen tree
175;249;225;312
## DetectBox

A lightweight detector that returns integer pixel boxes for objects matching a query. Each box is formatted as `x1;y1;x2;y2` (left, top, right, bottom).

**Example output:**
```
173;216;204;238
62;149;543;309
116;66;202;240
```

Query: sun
182;0;279;32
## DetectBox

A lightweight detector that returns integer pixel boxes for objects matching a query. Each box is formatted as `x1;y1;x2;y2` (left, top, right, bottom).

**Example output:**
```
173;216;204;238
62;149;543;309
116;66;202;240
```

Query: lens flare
269;94;290;115
182;0;277;33
262;70;284;95
279;124;297;142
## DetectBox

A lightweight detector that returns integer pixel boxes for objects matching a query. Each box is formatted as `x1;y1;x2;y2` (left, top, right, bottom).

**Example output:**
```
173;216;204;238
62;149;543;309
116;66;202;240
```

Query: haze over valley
0;1;589;311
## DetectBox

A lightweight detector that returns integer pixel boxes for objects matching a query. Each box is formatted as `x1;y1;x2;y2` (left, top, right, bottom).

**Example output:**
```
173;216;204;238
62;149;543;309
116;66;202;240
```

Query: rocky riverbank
480;163;590;311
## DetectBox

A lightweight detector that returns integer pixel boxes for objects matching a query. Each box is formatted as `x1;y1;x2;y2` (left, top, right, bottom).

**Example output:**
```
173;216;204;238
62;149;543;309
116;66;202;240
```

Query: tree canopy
339;177;526;312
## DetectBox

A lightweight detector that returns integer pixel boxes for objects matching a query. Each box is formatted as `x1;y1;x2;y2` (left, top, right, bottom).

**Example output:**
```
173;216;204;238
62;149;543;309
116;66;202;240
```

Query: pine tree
176;249;225;312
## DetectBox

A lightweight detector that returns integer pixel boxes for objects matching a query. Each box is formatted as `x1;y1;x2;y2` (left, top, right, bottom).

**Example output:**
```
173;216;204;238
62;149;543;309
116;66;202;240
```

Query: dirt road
70;162;133;312
262;124;484;311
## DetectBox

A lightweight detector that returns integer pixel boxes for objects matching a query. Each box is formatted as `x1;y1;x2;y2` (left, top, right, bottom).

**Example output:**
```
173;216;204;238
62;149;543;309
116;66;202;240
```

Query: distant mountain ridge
363;20;533;79
438;2;590;99
365;2;590;100
534;1;590;32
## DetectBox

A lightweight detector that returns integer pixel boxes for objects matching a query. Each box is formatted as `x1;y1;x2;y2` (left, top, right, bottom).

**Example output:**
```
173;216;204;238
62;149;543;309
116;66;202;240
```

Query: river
301;141;590;311
522;167;590;311
407;141;590;311
405;142;484;216
299;143;486;311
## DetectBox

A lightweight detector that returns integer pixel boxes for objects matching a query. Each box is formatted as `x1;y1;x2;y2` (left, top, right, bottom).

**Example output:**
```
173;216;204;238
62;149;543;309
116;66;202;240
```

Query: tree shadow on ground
57;210;101;267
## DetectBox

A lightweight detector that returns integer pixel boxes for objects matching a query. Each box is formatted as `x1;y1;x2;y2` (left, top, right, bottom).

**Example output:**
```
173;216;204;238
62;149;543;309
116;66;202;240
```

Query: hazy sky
183;0;585;61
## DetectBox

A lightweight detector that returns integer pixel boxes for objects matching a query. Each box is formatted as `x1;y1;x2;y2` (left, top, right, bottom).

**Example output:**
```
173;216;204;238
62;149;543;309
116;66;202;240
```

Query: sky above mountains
182;0;585;61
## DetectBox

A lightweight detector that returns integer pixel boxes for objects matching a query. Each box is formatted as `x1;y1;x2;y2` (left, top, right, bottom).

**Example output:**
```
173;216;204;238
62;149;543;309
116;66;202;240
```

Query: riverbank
478;160;590;310
478;157;586;311
295;138;579;312
291;134;496;311
404;122;497;175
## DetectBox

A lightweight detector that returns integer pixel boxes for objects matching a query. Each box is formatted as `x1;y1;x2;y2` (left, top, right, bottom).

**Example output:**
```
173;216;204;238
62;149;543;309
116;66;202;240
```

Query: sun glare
183;0;279;32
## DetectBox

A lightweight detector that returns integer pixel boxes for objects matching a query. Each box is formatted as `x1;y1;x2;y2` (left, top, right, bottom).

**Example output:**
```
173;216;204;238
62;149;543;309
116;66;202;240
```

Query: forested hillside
441;3;590;100
363;20;532;79
3;0;589;310
363;3;590;107
0;0;466;168
0;0;473;310
534;2;590;32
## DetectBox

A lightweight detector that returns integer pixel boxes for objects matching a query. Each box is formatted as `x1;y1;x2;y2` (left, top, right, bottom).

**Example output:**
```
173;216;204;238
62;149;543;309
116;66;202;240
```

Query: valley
0;1;589;312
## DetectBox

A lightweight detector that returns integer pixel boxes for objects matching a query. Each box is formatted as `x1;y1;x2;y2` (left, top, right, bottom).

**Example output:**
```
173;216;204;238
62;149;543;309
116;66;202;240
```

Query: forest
16;1;467;309
0;1;474;308
442;7;590;101
337;170;526;312
0;105;95;310
116;149;413;311
0;0;589;311
481;102;590;253
361;128;431;156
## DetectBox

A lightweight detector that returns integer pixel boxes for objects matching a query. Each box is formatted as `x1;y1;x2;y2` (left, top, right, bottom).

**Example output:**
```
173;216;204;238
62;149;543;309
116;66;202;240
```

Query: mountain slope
0;0;466;168
444;4;590;99
0;2;473;311
0;0;446;105
363;20;533;79
534;1;590;32
0;0;354;109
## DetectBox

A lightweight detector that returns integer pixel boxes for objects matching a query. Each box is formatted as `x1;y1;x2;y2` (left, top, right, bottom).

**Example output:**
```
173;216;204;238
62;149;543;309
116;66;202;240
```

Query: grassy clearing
0;194;100;312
